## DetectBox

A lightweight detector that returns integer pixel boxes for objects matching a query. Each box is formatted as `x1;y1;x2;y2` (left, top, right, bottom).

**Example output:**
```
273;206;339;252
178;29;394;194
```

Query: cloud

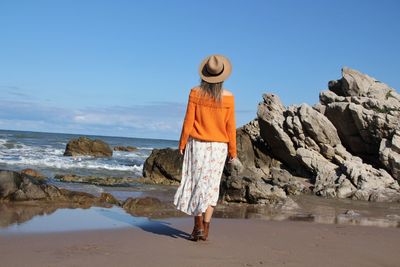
0;96;185;139
0;85;31;98
0;85;253;139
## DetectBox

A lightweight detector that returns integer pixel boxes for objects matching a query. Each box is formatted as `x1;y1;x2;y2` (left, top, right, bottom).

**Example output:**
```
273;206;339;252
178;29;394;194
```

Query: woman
173;54;237;241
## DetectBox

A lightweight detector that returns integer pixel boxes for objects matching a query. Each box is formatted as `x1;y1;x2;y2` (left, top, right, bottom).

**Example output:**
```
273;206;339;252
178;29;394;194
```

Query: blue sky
1;0;399;140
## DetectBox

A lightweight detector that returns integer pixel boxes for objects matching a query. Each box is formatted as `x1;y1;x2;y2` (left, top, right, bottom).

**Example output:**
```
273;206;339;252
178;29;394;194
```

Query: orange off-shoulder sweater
179;88;237;158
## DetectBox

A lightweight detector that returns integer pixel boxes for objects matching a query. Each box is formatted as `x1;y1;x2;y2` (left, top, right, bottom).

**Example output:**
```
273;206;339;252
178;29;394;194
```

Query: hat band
206;65;225;77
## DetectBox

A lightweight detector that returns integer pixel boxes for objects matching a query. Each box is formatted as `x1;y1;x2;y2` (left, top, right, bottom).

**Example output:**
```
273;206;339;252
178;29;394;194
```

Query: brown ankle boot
200;221;210;241
189;216;204;241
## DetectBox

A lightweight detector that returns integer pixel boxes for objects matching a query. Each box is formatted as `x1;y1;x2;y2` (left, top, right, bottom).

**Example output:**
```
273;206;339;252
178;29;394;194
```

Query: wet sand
1;217;399;267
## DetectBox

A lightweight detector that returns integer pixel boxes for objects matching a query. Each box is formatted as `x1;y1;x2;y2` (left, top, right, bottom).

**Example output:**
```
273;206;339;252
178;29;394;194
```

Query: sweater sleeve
178;95;196;150
227;98;237;158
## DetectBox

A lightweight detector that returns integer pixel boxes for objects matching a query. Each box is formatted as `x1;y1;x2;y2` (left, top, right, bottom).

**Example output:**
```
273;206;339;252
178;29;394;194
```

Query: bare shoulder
222;89;233;96
191;87;200;93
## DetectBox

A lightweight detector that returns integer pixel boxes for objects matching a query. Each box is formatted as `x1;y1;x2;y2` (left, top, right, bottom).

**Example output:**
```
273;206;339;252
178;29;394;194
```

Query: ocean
0;129;178;179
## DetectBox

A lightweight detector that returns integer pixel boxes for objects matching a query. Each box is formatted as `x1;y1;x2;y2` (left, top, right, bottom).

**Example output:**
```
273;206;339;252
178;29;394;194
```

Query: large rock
269;167;311;195
256;69;400;202
226;120;280;179
322;68;400;167
221;175;287;205
64;137;113;157
142;148;183;185
379;126;400;181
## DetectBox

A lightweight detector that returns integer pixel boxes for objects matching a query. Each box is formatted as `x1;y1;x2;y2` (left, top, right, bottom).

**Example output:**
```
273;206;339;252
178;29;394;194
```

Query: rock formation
143;68;400;203
320;68;400;176
0;169;116;205
55;174;137;187
257;68;400;202
64;136;113;157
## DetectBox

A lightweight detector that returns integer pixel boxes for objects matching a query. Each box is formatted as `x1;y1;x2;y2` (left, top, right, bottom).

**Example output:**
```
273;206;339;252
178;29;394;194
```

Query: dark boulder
64;136;113;157
142;148;183;185
0;169;118;206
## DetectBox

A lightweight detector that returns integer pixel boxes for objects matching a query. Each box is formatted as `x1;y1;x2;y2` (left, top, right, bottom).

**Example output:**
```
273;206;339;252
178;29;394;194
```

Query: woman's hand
228;157;236;164
179;149;184;155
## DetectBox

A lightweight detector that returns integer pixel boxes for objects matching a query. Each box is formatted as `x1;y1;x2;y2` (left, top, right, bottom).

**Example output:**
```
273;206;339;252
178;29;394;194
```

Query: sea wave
0;140;146;177
0;156;143;172
0;138;7;146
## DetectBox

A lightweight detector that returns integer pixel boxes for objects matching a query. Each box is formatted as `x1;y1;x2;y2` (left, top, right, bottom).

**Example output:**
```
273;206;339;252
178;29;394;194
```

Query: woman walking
173;54;237;241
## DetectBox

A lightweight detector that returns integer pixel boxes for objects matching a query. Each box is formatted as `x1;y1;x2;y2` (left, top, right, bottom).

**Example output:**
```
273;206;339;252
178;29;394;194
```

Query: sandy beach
1;217;399;267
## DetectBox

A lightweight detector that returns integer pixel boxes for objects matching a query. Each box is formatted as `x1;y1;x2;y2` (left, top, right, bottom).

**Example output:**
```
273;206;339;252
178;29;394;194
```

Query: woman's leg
189;214;204;241
201;206;214;241
204;206;214;222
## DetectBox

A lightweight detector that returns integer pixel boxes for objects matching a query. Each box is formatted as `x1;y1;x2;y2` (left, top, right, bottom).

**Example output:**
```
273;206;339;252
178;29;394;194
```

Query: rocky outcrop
55;174;137;186
231;120;281;179
142;148;183;185
139;68;399;203
113;146;137;152
256;68;400;202
222;175;287;205
379;125;400;181
0;170;117;205
64;137;113;157
321;68;400;174
220;121;310;204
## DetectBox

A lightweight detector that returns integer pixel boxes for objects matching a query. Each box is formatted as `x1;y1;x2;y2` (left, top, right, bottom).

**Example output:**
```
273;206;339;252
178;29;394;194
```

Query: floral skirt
173;137;228;215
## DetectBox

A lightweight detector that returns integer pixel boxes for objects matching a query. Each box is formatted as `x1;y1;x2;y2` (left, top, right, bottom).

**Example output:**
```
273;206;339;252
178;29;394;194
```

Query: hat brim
199;55;232;83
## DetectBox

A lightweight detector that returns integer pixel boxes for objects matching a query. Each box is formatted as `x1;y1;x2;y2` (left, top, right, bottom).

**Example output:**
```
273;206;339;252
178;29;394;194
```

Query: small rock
99;192;120;205
343;209;360;216
113;146;137;152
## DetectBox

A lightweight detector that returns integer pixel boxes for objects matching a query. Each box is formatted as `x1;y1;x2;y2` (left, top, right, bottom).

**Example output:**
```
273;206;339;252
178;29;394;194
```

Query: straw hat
199;55;232;83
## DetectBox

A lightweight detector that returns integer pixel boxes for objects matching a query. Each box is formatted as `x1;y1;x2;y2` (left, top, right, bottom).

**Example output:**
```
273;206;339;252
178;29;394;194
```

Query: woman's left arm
227;98;237;159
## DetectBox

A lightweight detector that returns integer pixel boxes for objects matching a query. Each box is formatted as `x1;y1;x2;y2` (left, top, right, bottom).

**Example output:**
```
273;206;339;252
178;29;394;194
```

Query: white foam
0;156;143;172
0;139;7;147
0;141;146;176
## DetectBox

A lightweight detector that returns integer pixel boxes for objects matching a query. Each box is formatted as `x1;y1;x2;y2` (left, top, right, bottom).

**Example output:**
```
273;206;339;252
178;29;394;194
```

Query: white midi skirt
173;137;228;215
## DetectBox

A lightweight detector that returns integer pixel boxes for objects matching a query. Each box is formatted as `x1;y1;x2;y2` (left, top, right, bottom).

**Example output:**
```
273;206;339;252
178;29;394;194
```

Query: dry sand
1;218;399;267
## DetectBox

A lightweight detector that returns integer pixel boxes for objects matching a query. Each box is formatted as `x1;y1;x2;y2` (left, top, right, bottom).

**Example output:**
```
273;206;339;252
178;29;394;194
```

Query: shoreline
1;217;399;267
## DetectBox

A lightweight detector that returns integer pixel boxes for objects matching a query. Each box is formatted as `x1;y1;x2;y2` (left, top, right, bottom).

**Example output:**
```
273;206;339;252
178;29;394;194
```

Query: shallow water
215;195;400;228
0;206;151;234
1;192;399;234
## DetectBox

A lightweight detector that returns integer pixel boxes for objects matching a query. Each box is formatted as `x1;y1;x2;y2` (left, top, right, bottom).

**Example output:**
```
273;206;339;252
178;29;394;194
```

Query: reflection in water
0;205;150;234
0;202;96;228
1;194;400;233
214;195;400;228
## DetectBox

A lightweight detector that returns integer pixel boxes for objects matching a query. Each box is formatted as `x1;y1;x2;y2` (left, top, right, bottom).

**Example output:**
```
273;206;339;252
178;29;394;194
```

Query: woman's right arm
178;93;196;154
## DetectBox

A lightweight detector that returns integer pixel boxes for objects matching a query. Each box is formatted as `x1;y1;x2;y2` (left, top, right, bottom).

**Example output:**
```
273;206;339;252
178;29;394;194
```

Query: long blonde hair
199;80;224;102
